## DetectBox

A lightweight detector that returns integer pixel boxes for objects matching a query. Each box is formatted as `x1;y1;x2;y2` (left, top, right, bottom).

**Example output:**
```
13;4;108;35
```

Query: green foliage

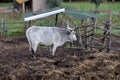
46;0;62;8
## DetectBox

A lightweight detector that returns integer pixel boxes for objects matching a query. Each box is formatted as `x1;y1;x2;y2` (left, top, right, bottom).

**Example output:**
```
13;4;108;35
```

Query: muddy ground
0;36;120;80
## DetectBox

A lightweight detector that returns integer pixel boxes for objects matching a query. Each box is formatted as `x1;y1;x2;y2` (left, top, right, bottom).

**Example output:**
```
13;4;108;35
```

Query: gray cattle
26;26;77;58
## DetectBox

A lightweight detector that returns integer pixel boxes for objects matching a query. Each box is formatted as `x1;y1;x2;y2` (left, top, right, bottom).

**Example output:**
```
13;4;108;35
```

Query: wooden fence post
100;11;112;53
0;19;1;36
84;19;88;50
107;11;112;53
1;18;5;37
78;19;84;48
89;18;96;51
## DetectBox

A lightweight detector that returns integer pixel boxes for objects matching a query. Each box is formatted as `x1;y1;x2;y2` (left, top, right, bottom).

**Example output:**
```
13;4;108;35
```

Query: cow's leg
29;46;32;51
31;48;36;60
28;45;36;59
52;44;58;56
49;45;53;55
31;41;39;59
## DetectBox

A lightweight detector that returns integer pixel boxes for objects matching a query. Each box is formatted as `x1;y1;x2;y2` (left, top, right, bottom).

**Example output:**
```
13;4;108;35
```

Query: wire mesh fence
0;18;25;37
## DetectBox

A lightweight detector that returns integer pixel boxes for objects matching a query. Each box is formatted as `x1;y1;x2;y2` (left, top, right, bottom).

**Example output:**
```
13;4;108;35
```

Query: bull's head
66;22;77;41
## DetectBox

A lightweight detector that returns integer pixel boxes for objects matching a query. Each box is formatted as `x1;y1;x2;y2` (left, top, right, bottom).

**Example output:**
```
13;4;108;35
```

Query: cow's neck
54;28;71;46
60;33;71;46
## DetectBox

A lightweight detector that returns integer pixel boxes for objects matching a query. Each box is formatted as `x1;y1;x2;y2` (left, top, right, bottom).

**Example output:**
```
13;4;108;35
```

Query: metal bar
24;8;65;21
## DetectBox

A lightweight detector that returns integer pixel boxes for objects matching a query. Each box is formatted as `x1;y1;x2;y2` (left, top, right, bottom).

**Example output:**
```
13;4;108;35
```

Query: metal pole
55;14;58;26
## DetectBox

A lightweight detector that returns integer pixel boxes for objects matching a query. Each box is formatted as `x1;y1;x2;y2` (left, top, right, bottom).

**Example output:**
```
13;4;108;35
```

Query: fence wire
0;18;25;37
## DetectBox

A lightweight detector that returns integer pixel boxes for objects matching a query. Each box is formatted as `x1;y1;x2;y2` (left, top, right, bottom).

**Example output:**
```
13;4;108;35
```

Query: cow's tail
26;27;33;52
26;27;37;59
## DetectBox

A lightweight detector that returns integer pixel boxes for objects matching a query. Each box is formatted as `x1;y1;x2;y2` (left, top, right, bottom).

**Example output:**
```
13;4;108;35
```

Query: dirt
0;36;120;80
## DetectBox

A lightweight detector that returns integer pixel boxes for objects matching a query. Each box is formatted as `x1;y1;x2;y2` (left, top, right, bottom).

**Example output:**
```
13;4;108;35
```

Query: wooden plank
94;26;120;37
75;23;94;30
87;44;120;52
92;37;102;43
103;21;120;29
87;29;94;33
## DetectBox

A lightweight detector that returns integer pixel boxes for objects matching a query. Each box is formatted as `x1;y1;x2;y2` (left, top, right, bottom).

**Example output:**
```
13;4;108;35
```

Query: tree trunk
69;0;71;7
32;0;48;12
95;3;100;13
112;0;115;3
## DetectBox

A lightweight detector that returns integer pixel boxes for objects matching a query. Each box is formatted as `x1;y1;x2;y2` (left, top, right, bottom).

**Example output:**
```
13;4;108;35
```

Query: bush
46;0;62;8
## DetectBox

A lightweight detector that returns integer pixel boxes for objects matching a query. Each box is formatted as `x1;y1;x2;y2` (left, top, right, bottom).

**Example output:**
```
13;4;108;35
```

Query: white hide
26;26;77;56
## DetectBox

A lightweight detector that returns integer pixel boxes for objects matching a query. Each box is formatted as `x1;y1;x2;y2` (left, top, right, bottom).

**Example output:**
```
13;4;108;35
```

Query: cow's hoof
32;55;37;60
49;55;54;58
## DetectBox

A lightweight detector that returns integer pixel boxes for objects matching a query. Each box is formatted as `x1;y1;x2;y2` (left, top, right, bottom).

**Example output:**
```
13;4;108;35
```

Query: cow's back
28;26;61;45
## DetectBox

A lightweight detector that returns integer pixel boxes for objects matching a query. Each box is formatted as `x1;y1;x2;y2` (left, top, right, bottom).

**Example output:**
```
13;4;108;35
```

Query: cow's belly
39;38;53;45
34;33;54;46
31;27;60;46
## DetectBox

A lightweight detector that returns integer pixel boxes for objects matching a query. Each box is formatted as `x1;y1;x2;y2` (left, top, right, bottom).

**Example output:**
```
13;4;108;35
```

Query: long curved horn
66;21;71;29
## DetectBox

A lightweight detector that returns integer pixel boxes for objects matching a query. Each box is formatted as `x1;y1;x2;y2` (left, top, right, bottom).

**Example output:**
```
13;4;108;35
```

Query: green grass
0;12;25;37
0;3;12;7
62;2;120;12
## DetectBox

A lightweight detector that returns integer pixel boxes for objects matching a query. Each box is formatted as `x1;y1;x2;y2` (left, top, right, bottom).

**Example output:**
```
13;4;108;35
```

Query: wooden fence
74;12;120;53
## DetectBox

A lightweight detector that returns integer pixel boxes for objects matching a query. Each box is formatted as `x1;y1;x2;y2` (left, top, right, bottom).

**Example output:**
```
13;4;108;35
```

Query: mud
0;36;120;80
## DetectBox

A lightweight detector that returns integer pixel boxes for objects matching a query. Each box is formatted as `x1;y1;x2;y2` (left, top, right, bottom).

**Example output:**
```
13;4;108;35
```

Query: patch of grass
0;3;12;7
95;29;104;35
62;2;120;12
6;30;25;37
62;2;94;11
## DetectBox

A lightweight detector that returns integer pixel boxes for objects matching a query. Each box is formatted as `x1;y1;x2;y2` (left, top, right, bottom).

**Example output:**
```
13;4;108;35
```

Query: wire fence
0;18;25;37
0;15;63;37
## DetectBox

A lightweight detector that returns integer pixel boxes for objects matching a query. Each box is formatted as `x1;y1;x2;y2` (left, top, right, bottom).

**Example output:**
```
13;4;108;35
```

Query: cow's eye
67;30;72;34
67;31;70;35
